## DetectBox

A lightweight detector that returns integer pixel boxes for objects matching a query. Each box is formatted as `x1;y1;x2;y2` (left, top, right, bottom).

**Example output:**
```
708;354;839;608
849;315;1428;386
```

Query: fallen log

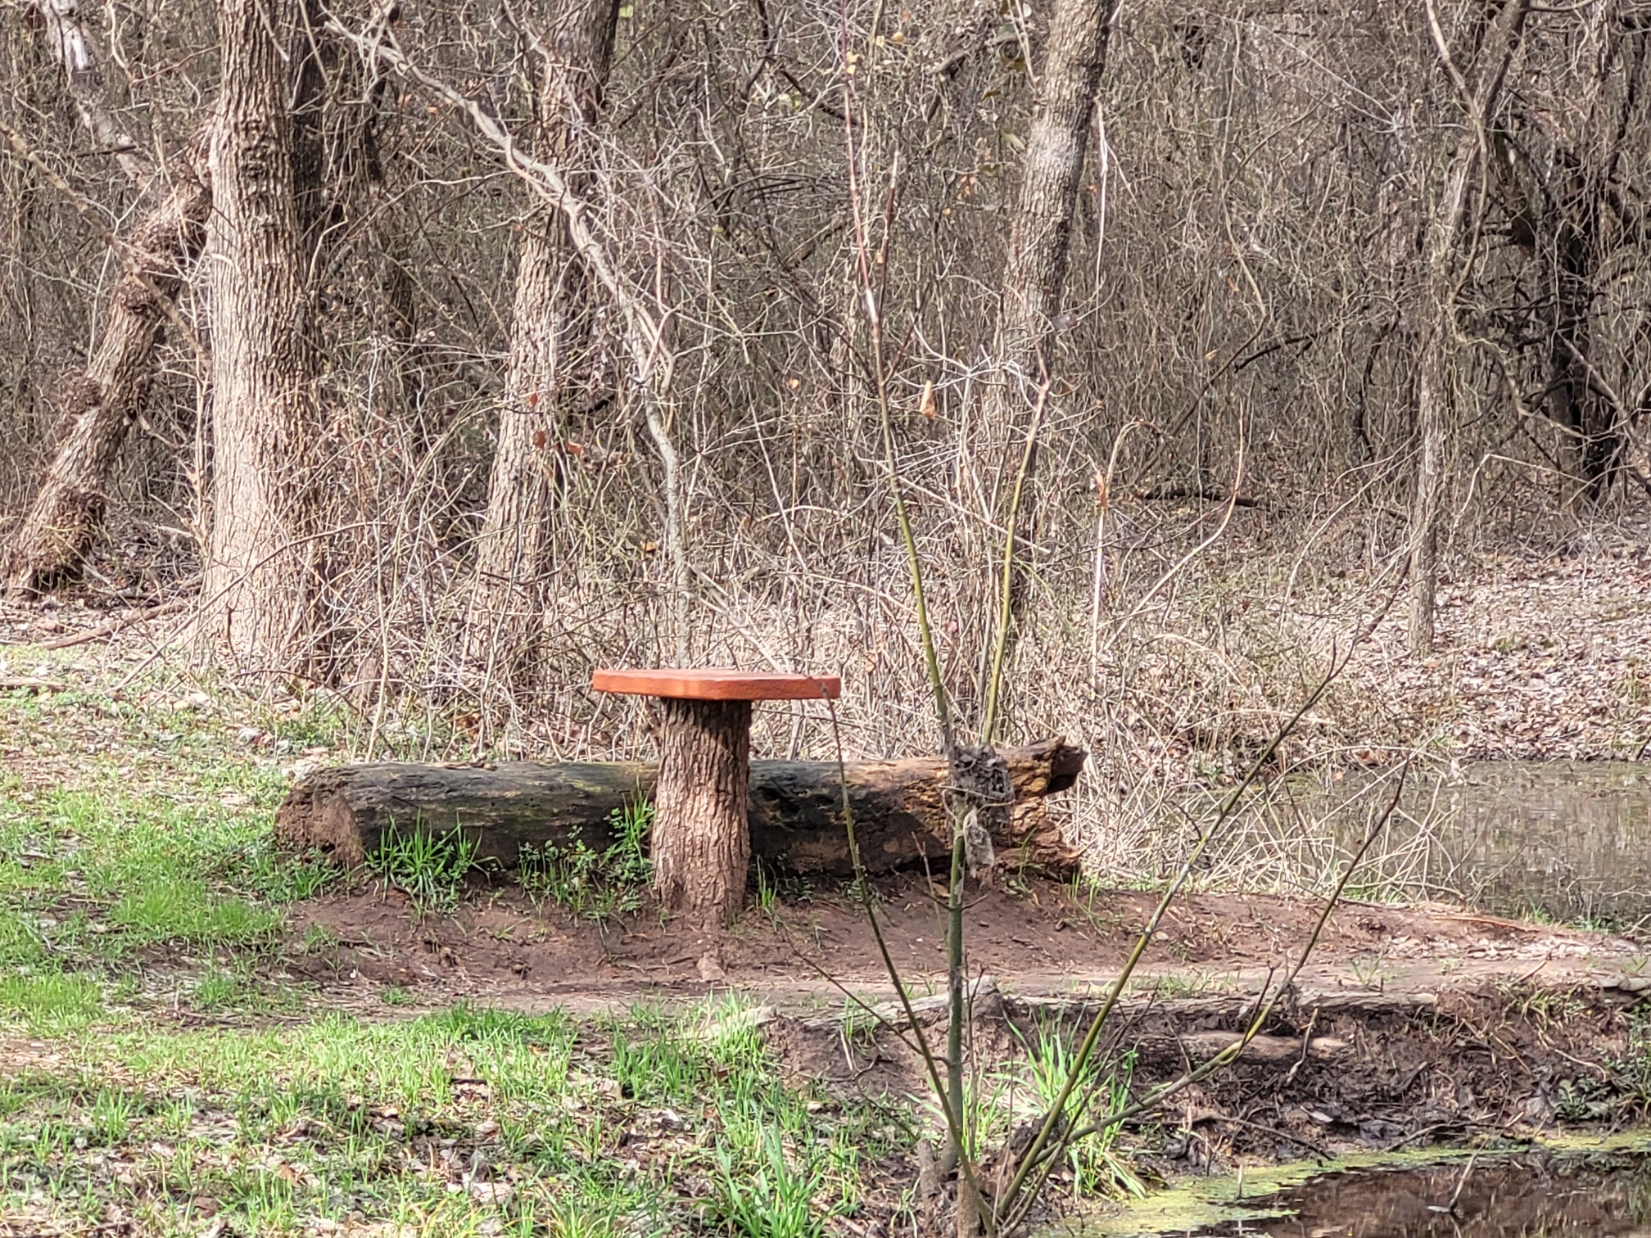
275;737;1085;878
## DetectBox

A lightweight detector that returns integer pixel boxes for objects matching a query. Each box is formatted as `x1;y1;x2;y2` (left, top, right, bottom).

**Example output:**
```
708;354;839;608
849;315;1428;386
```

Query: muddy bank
767;979;1651;1172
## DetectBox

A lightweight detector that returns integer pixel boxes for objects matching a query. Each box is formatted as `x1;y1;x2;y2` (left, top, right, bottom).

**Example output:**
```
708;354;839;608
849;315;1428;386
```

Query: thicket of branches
4;0;1650;823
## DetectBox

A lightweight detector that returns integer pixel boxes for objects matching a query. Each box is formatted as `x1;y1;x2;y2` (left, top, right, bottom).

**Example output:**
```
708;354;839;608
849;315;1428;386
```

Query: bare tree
3;155;209;598
463;1;621;678
4;6;210;597
1407;0;1531;655
1493;4;1651;504
977;0;1122;727
199;0;323;659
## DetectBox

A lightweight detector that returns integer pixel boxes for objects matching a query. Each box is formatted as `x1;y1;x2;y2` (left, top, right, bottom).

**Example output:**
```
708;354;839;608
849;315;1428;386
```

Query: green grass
0;973;105;1030
0;661;345;1018
365;821;487;915
0;997;908;1235
0;785;301;972
0;662;349;1072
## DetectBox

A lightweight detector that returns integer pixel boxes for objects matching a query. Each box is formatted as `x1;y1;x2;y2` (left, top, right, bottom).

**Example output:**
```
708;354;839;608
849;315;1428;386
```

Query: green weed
1604;1010;1651;1118
519;794;653;922
365;821;486;914
1012;1024;1145;1201
755;860;781;924
713;1124;829;1238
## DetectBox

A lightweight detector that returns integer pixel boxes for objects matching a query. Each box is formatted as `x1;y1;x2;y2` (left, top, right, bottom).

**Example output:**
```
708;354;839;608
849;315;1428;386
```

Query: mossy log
274;738;1085;878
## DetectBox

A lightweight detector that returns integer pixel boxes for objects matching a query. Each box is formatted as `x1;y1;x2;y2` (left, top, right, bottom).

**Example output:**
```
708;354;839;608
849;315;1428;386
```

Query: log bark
275;737;1086;880
651;698;752;924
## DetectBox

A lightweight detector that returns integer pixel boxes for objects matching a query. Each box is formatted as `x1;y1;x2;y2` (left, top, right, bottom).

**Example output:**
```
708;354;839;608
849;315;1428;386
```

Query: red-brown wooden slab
592;667;840;702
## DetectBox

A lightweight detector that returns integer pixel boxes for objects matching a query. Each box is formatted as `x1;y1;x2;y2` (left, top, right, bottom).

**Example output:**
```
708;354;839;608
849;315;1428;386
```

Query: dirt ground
285;873;1647;1009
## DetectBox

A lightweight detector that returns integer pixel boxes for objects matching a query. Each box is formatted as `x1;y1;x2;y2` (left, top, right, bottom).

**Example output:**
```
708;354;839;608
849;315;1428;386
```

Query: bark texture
202;0;321;657
4;156;210;597
465;1;619;669
273;737;1087;880
996;0;1120;373
1409;317;1447;655
650;698;753;925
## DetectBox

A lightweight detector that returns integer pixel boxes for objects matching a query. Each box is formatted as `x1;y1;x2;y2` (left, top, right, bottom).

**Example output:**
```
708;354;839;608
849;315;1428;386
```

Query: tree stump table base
652;697;752;920
592;668;841;926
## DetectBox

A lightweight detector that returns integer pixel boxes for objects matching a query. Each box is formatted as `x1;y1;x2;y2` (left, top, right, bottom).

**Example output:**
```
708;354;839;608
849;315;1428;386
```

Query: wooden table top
591;668;841;702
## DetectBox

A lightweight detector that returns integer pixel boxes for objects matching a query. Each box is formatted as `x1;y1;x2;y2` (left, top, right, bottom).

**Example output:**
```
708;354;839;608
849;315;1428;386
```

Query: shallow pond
1198;1152;1649;1238
1261;761;1651;925
1071;1147;1651;1238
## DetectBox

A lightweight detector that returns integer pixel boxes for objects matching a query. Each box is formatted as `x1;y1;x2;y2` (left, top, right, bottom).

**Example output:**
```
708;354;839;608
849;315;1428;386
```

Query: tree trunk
200;0;321;659
4;156;210;597
464;1;619;675
650;698;752;925
1408;320;1446;655
1548;253;1617;506
996;0;1120;375
977;0;1120;725
1543;151;1624;505
1405;0;1530;655
272;738;1088;880
4;8;207;598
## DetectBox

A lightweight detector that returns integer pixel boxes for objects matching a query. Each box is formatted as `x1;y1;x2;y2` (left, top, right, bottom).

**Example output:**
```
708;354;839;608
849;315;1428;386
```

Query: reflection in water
1277;762;1651;924
1200;1154;1651;1238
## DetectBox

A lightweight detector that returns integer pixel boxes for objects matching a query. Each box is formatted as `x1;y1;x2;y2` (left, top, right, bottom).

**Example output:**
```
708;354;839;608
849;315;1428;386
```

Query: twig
39;600;189;650
325;15;689;639
982;379;1051;745
824;696;992;1222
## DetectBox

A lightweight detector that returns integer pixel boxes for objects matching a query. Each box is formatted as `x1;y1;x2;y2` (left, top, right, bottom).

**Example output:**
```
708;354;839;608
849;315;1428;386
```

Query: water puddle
1198;1154;1650;1238
1242;761;1651;925
1066;1144;1651;1238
